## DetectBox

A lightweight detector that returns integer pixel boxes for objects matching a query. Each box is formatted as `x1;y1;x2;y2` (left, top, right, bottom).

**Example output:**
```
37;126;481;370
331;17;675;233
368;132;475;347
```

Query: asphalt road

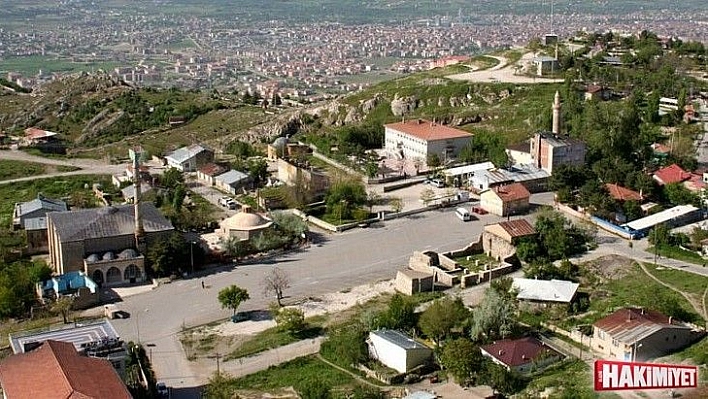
109;206;519;396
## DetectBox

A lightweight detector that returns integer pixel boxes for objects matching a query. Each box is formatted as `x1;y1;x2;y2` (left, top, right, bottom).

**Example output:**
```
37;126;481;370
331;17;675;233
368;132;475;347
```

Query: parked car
431;178;445;188
156;382;169;397
218;196;237;209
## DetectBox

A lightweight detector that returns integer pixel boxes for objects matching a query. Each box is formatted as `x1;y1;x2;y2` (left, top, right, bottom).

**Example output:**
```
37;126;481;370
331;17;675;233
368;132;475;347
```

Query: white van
456;207;471;222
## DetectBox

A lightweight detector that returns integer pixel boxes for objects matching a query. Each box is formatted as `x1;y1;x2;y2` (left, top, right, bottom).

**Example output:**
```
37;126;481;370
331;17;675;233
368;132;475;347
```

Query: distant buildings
384;119;473;165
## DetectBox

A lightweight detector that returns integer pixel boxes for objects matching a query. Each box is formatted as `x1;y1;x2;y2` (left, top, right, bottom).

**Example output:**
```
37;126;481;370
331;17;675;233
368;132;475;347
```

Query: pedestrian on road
201;280;205;289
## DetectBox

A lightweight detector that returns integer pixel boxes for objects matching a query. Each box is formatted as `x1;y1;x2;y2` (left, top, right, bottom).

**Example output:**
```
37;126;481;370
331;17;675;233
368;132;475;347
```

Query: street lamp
136;308;149;345
190;241;197;275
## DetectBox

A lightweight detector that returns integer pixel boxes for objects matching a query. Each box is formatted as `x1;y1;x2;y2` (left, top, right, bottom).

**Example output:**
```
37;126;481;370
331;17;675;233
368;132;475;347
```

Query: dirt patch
235;387;299;399
582;255;635;281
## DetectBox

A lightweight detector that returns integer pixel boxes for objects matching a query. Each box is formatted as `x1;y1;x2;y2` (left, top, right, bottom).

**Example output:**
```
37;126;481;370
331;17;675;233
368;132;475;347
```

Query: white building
367;330;432;373
512;278;579;304
384;119;473;165
164;144;214;172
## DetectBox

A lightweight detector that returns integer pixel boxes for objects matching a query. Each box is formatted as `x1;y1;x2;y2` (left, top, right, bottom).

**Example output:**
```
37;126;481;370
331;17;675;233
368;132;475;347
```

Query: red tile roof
593;308;673;337
492;183;530;202
198;163;228;177
0;340;132;399
653;164;691;185
683;173;706;193
24;127;57;140
496;219;536;238
605;183;642;202
385;119;472;141
481;337;560;368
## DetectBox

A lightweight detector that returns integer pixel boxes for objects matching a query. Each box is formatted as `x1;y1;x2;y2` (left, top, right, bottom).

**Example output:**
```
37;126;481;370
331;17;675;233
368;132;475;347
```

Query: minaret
552;91;561;134
130;147;145;244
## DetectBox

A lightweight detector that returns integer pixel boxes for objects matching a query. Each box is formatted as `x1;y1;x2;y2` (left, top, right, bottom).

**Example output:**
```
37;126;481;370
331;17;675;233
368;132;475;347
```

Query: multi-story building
384;119;473;165
530;132;587;174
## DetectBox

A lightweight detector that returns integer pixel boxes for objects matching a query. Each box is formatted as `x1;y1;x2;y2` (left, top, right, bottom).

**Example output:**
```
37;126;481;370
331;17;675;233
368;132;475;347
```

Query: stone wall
482;231;516;261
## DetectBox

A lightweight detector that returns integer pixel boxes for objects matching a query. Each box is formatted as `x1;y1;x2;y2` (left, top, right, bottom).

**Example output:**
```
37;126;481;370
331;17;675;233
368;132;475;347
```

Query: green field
0;160;49;181
230;355;354;391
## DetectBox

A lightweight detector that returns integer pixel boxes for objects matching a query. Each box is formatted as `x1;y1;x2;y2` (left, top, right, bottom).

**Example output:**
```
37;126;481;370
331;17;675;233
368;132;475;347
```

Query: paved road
108;206;522;396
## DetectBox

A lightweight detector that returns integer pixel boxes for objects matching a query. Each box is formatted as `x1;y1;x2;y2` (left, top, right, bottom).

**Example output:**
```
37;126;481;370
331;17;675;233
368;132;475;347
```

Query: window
612;339;619;346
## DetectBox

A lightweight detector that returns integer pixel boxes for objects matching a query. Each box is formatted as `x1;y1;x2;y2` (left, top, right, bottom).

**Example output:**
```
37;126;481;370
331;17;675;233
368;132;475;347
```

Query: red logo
595;360;698;391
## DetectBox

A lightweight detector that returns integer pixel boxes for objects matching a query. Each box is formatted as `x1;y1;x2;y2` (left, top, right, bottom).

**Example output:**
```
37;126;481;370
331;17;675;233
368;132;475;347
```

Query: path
217;337;323;379
447;52;564;84
316;354;382;389
638;262;707;321
0;149;125;184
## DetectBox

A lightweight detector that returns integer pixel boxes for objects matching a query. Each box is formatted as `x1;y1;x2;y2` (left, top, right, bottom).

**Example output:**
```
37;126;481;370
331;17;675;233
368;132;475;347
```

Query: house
592;308;705;361
120;182;153;202
531;56;559;76
214;169;251;195
197;163;229;186
605;183;643;202
0;340;131;399
384;119;473;165
267;136;312;160
46;203;174;286
165;144;214;172
512;278;579;304
482;219;536;260
585;85;611;101
530;132;586;175
652;164;691;186
469;169;514;193
12;195;68;254
480;337;562;373
480;183;530;216
367;330;432;374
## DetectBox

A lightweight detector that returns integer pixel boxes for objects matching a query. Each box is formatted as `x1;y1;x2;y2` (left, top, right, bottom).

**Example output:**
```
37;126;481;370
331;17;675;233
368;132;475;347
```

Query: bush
320;326;368;367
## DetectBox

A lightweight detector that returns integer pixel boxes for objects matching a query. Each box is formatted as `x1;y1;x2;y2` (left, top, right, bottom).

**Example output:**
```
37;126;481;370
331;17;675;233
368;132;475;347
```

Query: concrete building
480;183;530;217
529;132;587;175
214;169;250;195
277;158;330;195
482;219;536;260
442;161;495;187
506;142;533;165
384;119;473;165
621;205;701;238
196;163;228;186
0;340;131;399
394;269;434;295
8;320;128;378
367;330;433;373
46;203;174;285
592;308;705;362
13;195;68;254
481;337;562;373
165;144;214;172
532;56;559;76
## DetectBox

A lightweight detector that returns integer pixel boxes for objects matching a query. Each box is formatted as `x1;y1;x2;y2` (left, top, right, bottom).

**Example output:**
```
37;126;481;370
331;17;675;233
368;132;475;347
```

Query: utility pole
208;353;222;374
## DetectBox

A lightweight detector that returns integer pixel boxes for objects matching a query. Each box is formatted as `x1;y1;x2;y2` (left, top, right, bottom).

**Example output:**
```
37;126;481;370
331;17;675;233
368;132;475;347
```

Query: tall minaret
129;147;145;244
552;91;561;134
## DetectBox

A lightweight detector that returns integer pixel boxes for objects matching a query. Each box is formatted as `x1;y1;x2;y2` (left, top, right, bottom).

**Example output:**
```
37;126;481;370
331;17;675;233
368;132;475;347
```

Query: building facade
367;330;432;373
530;132;587;175
384;119;473;165
165;144;214;172
480;183;530;217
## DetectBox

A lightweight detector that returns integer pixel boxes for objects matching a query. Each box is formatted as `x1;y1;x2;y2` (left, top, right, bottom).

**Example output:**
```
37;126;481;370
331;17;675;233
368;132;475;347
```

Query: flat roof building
385;119;472;166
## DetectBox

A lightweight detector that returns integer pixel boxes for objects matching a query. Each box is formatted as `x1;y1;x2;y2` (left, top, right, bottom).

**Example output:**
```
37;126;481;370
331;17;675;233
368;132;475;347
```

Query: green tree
51;296;75;324
222;236;251;258
426;153;441;168
295;379;331;399
160;167;184;190
470;288;517;342
319;325;368;367
490;276;516;301
203;372;237;399
218;285;250;317
483;362;526;396
378;294;416;331
648;223;670;248
274;307;306;334
389;197;403;214
248;158;269;184
325;177;367;220
420;188;435;207
418;297;470;344
439;338;485;386
663;182;699;207
271;211;308;240
348;386;385;399
146;232;191;276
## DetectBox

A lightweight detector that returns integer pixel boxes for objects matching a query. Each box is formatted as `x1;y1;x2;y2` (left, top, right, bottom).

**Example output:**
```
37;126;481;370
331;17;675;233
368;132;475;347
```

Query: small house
480;337;562;373
512;278;579;304
165;144;214;172
214;169;250;195
480;183;530;216
367;330;432;374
